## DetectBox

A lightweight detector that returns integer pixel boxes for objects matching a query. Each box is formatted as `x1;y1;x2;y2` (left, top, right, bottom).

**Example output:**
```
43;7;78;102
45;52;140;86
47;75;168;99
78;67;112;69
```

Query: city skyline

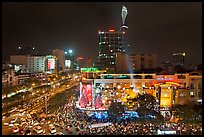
2;2;202;66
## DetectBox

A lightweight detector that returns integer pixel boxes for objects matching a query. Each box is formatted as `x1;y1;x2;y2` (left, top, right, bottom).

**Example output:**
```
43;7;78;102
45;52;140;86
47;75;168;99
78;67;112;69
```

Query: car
49;123;54;127
11;118;17;123
33;121;40;126
49;126;57;134
21;118;27;125
24;129;32;135
9;123;14;127
33;126;45;134
27;114;32;119
4;122;9;126
54;132;64;135
12;126;19;133
54;122;60;127
14;123;20;126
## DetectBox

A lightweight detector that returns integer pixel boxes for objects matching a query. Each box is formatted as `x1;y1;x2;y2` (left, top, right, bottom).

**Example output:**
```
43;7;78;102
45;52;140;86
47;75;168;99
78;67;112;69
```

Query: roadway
2;74;81;135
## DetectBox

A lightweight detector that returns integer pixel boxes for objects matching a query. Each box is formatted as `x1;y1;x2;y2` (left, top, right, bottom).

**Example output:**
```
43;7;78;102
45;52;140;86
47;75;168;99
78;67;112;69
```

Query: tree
131;93;158;121
108;101;125;123
171;104;201;124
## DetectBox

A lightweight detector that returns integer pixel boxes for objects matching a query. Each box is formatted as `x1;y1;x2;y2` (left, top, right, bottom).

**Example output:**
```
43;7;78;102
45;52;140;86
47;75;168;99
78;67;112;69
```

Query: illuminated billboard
48;59;55;70
65;60;71;68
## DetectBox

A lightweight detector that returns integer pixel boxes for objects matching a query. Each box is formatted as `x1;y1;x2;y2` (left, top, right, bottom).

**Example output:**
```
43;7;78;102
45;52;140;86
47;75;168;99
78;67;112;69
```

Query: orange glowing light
82;77;86;80
109;29;115;32
77;57;84;60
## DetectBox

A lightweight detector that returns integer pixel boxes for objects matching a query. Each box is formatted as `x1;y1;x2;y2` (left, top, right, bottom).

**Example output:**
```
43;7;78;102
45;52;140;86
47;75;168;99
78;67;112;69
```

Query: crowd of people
52;96;202;135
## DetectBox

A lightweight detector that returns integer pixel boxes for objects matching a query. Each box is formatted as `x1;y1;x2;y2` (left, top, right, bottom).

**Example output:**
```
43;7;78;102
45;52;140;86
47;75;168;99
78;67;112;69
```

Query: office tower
121;6;128;30
27;56;46;73
172;52;186;67
53;49;65;73
127;53;158;71
98;29;128;71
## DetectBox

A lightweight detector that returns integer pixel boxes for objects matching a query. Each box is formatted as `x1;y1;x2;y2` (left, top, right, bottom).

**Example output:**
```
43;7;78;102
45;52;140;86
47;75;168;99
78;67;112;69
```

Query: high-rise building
53;49;65;73
115;52;129;73
96;6;129;71
121;6;128;30
98;29;128;71
127;53;158;71
172;52;186;67
64;50;78;71
45;55;56;73
27;56;46;73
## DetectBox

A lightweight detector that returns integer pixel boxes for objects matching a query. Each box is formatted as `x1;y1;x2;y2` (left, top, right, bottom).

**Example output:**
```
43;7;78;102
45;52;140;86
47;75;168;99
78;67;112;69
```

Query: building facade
27;56;46;73
98;29;128;71
115;52;129;73
45;55;56;73
128;53;157;70
172;52;185;67
77;72;202;110
53;49;65;73
2;67;18;88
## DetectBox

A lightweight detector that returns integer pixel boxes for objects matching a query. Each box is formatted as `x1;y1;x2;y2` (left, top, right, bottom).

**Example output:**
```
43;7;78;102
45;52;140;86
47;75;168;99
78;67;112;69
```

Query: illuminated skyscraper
172;52;186;67
95;6;129;71
97;29;127;71
121;6;128;30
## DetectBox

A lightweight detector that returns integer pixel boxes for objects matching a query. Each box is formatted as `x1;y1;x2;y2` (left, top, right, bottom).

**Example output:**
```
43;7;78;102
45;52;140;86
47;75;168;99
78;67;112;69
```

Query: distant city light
182;52;186;56
69;49;73;54
109;29;115;32
77;57;84;60
117;85;121;89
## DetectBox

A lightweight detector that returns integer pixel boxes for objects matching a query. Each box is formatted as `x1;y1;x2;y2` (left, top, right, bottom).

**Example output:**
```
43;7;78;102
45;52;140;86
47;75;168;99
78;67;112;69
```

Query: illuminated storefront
77;71;202;110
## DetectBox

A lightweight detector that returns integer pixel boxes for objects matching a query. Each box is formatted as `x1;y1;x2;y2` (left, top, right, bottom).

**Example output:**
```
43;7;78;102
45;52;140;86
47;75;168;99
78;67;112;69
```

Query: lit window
190;91;194;96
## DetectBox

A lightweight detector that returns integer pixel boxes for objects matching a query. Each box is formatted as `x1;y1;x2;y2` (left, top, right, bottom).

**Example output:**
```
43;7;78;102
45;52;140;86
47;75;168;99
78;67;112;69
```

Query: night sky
2;2;202;66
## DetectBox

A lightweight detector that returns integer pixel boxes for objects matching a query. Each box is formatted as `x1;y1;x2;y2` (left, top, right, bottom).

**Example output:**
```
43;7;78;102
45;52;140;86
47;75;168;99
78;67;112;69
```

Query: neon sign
81;68;98;72
156;78;173;81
